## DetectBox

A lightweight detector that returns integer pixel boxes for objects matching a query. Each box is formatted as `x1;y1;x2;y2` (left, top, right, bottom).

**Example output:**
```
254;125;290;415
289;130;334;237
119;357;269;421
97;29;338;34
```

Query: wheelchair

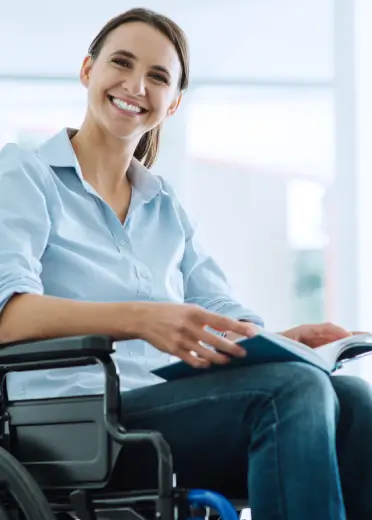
0;334;245;520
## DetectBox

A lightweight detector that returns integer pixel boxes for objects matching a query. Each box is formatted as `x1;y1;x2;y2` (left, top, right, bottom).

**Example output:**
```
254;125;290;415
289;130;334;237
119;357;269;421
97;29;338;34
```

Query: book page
315;333;372;368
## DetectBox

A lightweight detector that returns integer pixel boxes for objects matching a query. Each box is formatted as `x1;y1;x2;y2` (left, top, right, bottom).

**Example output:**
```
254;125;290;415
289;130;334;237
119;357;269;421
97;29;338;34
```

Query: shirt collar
37;127;162;203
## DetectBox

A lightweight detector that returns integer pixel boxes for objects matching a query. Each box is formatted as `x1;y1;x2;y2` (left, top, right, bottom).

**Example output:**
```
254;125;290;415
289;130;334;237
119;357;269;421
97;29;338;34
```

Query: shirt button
140;270;150;279
119;240;126;246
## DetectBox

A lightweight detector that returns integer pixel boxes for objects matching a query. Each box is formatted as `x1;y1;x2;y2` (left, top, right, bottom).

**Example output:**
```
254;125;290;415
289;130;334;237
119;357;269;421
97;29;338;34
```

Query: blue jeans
118;362;372;520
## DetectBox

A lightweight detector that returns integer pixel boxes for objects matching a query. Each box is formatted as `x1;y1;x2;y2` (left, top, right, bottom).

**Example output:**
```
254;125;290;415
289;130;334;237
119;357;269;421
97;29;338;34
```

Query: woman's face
80;21;182;142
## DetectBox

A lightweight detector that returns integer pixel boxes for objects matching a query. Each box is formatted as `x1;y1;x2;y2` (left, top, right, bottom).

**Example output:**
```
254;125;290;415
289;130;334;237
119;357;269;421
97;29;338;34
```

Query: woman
0;8;371;520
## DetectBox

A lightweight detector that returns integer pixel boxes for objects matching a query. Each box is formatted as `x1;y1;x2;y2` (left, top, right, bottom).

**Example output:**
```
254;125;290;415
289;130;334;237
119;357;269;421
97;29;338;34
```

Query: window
0;81;85;148
185;85;334;327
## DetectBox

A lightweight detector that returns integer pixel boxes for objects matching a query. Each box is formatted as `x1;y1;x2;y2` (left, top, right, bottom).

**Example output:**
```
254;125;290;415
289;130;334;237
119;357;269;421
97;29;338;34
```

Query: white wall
184;159;293;331
330;0;372;333
0;0;334;81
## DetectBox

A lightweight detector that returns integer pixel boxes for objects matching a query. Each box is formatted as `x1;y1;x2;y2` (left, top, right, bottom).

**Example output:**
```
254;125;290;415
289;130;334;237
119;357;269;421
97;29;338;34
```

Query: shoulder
156;175;197;240
154;175;184;213
156;175;186;204
155;175;176;197
0;142;51;190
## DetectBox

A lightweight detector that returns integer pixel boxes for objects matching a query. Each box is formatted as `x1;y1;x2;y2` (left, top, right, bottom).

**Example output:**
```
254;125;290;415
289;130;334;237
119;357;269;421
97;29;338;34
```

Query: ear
167;92;183;117
80;55;94;88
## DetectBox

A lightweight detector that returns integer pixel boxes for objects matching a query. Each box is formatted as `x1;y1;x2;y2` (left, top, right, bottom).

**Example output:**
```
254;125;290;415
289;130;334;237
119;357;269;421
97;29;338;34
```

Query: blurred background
1;0;372;379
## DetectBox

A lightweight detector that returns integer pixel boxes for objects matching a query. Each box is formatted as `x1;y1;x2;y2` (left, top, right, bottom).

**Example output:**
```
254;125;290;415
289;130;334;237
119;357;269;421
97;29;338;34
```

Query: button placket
116;233;130;252
136;264;153;298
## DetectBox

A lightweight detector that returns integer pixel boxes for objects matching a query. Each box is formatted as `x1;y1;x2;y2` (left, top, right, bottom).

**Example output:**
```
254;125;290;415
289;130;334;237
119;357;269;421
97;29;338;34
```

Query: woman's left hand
223;321;358;349
280;322;351;348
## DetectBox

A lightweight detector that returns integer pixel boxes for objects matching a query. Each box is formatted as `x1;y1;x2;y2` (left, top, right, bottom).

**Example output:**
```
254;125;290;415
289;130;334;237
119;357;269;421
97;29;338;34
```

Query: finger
187;340;232;364
224;331;246;341
198;328;248;358
204;312;259;337
323;322;351;339
178;350;211;369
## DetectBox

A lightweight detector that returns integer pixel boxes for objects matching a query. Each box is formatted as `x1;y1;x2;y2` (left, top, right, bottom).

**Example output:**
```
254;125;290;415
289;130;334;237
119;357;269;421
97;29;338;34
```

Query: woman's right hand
133;302;258;368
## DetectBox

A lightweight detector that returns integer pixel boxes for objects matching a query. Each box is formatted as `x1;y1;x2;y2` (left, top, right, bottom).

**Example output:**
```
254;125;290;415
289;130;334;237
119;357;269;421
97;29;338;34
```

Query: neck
71;119;139;193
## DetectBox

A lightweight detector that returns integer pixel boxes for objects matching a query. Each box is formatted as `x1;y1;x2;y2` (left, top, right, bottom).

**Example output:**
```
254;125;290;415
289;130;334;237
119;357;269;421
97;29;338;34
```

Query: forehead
103;22;181;76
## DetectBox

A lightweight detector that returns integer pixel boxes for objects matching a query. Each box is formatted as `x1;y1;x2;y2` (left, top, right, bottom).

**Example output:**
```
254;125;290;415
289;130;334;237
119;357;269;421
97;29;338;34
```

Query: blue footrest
187;489;239;520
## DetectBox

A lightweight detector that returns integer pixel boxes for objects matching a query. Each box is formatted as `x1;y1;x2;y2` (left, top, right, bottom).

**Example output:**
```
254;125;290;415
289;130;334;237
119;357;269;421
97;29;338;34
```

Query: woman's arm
0;293;145;344
0;292;254;368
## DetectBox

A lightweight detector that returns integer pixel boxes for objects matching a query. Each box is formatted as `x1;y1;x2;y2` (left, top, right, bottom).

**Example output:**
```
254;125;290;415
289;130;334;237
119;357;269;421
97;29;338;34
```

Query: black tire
0;446;56;520
0;501;11;520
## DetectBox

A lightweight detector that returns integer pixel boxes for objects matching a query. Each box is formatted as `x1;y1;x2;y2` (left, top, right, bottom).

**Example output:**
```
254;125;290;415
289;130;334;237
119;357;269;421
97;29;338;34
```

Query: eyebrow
110;50;171;78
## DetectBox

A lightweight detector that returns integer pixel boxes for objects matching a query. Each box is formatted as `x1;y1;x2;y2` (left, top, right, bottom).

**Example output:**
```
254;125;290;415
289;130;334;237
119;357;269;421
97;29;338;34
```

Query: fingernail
236;347;247;357
197;360;210;368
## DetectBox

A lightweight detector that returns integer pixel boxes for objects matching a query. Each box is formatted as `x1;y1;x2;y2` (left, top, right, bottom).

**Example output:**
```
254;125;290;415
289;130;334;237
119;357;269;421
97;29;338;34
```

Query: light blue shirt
0;128;263;400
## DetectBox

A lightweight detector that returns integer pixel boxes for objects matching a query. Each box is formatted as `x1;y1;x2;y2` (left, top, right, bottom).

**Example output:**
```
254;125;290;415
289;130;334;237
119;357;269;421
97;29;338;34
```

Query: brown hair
88;7;189;168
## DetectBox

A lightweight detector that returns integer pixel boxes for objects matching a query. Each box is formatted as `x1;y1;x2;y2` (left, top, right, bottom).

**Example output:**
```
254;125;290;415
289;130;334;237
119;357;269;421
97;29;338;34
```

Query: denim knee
255;362;339;423
251;361;335;394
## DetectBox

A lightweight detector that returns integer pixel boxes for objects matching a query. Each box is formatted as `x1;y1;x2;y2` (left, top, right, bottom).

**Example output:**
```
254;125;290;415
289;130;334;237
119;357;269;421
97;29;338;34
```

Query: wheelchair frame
0;335;241;520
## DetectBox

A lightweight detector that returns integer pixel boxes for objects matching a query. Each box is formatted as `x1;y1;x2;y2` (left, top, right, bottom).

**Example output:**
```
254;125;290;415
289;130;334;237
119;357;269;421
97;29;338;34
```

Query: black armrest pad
0;335;115;365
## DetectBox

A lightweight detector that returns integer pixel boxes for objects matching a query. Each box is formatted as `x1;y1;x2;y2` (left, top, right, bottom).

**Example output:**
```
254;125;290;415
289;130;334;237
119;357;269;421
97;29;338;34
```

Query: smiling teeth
111;97;142;113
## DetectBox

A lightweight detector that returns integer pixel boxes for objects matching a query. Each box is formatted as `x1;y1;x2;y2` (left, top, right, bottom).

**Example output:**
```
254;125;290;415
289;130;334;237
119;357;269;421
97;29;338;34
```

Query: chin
100;120;142;142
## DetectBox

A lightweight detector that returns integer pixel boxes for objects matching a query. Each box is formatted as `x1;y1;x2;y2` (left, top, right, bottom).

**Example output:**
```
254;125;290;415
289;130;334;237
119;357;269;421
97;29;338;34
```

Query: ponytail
134;125;162;169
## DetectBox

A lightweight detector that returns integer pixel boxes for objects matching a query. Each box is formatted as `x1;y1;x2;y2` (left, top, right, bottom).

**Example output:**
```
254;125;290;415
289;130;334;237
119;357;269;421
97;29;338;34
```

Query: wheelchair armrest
0;335;175;494
0;335;115;367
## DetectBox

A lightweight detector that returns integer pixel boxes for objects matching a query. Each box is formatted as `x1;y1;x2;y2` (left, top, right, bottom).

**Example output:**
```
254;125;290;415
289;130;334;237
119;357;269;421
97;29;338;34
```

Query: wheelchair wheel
0;446;56;520
0;502;11;520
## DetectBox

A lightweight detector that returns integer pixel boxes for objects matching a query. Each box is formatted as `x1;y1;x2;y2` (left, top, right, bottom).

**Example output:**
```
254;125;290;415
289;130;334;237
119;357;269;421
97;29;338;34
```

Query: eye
150;73;169;85
112;58;131;68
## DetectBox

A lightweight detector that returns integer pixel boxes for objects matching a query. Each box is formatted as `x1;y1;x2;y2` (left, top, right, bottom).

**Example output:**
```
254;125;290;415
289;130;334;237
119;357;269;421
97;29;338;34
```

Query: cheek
86;85;109;119
152;105;171;125
89;66;115;95
152;91;176;117
87;85;102;107
88;81;112;111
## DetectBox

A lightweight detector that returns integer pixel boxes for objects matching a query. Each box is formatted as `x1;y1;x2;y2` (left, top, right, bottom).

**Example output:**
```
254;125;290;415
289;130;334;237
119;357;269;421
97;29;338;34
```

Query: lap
114;363;372;493
121;360;332;422
115;362;334;492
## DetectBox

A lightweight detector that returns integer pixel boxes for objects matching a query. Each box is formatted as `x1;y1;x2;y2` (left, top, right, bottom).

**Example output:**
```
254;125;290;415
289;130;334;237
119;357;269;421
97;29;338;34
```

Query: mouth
107;95;147;116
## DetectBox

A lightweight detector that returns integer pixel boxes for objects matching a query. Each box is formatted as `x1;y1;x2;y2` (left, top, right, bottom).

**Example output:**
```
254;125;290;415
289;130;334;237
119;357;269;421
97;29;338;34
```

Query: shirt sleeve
159;177;264;327
0;144;51;313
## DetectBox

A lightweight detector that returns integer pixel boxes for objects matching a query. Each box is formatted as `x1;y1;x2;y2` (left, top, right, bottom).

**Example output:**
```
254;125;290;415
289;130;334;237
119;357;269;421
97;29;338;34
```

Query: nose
122;72;146;97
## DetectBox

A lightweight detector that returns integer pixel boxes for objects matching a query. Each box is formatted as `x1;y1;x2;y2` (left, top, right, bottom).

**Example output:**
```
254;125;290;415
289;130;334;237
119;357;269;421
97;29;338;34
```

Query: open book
152;330;372;381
